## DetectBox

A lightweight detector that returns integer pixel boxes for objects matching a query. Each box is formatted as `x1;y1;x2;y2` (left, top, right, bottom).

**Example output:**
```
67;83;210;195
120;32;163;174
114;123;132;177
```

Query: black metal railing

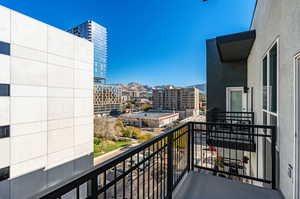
35;120;276;199
207;110;254;125
206;111;255;151
35;123;190;199
191;122;276;189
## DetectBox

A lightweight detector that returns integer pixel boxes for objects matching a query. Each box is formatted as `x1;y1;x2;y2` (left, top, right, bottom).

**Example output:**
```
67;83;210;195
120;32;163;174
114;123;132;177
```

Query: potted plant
243;156;249;164
213;156;224;175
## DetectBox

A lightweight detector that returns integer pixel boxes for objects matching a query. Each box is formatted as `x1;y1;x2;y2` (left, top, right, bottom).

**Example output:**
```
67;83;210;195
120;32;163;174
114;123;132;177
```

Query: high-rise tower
68;21;107;81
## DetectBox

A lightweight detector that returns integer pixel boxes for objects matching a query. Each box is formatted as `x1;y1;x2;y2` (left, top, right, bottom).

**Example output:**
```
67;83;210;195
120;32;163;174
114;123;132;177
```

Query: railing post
187;123;191;171
271;126;277;189
191;122;194;171
91;176;98;199
167;132;174;199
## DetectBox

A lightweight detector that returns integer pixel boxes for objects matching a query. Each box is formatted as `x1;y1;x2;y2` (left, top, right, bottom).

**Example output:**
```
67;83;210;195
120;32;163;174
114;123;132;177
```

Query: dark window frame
0;41;10;56
0;167;9;181
0;126;10;138
0;84;10;96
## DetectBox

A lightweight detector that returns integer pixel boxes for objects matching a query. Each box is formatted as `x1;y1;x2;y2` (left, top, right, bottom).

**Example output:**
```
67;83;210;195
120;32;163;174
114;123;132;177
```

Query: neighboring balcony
34;113;283;199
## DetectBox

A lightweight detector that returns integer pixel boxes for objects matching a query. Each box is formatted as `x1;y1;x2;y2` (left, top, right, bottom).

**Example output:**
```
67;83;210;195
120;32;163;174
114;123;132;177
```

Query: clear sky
1;0;256;86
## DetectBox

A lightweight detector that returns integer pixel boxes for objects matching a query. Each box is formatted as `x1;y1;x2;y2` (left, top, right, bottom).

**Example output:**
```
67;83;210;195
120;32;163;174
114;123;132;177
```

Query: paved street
94;143;139;166
95;147;187;199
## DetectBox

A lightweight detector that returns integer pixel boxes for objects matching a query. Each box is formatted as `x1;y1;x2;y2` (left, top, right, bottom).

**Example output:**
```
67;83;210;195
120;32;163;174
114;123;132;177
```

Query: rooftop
120;111;178;119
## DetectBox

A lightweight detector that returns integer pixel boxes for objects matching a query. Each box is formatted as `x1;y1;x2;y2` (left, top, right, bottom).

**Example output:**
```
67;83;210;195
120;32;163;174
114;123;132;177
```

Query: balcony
33;113;283;199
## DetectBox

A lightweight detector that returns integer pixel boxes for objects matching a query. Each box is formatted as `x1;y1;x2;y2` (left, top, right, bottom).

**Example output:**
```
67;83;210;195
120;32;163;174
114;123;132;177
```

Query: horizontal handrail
193;121;275;129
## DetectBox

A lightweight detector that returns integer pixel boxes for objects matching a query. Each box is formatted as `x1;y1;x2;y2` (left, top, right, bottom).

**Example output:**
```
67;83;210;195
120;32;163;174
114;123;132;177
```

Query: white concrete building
120;112;179;128
0;5;94;199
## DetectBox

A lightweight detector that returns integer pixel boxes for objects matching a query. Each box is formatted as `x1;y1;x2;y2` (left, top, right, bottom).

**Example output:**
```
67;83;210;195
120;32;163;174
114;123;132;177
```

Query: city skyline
0;0;256;87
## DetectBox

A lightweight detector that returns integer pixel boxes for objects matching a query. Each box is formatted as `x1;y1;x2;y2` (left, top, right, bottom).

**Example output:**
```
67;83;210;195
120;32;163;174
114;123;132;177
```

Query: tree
121;126;141;138
94;117;122;140
141;103;152;111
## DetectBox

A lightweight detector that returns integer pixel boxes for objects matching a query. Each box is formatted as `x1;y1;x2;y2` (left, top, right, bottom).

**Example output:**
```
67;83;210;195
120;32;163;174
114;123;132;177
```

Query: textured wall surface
248;0;300;198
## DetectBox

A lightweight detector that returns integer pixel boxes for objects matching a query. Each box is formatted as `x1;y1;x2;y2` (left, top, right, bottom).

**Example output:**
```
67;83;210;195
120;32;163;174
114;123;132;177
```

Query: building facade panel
11;57;48;86
10;132;47;165
10;85;47;97
47;53;74;68
0;6;11;43
47;98;73;120
11;11;47;51
47;64;74;88
74;98;94;117
10;97;47;124
10;121;47;137
0;98;9;125
11;44;47;63
0;5;94;199
47;26;75;59
47;127;74;154
74;69;93;89
0;54;10;84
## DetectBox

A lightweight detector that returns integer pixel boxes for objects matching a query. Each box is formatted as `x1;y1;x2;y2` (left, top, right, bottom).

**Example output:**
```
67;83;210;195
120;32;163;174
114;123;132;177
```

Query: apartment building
94;84;122;115
152;87;200;118
206;0;300;198
180;88;200;110
0;6;94;199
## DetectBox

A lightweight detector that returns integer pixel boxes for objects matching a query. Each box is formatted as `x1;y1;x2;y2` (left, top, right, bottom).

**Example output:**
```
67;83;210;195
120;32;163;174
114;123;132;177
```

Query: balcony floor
173;172;283;199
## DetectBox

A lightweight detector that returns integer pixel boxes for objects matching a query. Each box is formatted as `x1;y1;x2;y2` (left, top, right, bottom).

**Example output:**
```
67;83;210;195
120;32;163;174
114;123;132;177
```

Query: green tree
141;103;152;111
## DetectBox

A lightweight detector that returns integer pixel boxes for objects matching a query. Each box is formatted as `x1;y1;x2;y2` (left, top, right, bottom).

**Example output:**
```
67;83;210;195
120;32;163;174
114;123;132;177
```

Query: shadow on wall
0;154;93;199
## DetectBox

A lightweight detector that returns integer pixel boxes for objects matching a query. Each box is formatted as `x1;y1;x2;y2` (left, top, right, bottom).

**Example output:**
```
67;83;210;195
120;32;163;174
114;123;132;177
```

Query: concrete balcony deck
174;172;284;199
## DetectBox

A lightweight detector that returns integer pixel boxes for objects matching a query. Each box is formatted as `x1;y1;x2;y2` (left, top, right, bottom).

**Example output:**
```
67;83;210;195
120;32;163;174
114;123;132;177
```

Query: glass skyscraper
68;20;107;80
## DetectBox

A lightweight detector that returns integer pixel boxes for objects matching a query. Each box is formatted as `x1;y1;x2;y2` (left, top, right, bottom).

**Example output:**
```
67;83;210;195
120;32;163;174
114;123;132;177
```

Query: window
262;41;278;136
0;126;9;138
0;167;9;181
263;56;268;110
0;84;10;96
263;43;277;114
0;41;10;56
269;43;277;113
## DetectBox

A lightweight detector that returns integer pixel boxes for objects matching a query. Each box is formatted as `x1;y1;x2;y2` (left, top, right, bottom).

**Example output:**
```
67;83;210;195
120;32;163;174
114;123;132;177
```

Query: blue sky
1;0;256;86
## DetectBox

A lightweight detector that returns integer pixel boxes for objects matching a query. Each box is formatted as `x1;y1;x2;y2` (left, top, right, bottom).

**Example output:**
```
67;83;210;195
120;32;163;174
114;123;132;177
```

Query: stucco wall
248;0;300;198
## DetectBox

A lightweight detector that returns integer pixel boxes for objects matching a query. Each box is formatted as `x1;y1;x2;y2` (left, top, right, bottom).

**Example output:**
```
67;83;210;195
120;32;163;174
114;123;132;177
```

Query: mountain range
186;83;206;94
113;82;206;94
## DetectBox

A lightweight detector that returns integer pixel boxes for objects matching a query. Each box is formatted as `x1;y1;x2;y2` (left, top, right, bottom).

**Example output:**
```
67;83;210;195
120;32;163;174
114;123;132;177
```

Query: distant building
68;20;107;81
140;91;153;100
120;112;179;128
152;87;200;118
94;84;122;115
129;90;140;98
